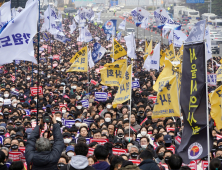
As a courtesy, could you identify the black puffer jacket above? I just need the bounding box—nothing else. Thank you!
[25,124,64,170]
[139,159,160,170]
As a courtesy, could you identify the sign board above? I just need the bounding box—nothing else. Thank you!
[90,139,108,145]
[186,0,204,3]
[30,87,43,96]
[207,74,216,86]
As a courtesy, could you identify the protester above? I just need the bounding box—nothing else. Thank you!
[92,145,110,170]
[168,154,183,170]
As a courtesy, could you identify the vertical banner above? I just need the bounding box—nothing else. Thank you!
[178,43,213,164]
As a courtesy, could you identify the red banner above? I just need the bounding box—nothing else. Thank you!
[112,148,127,155]
[129,159,141,165]
[148,96,157,103]
[90,139,108,145]
[88,147,95,156]
[182,161,197,170]
[53,55,60,60]
[9,151,23,162]
[30,87,43,96]
[166,127,175,132]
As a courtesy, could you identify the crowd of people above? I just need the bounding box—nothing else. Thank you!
[0,11,221,170]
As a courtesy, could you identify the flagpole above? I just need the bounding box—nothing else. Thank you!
[176,72,181,123]
[129,59,133,140]
[87,44,90,96]
[205,40,211,167]
[112,28,115,63]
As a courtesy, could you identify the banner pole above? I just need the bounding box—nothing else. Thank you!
[87,44,90,96]
[205,41,210,167]
[129,59,133,140]
[112,28,115,63]
[176,72,181,122]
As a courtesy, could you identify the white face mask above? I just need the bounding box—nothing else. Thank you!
[73,86,77,89]
[124,118,128,121]
[62,110,66,113]
[105,118,111,122]
[76,106,82,110]
[76,96,81,100]
[4,94,9,98]
[106,104,112,109]
[141,145,147,148]
[47,75,50,78]
[141,131,147,136]
[12,103,17,107]
[125,137,132,142]
[64,138,72,144]
[11,88,15,91]
[34,99,37,103]
[0,103,3,107]
[27,77,30,80]
[75,123,81,127]
[67,152,74,157]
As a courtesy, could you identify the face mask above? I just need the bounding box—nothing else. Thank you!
[91,128,96,132]
[165,156,170,164]
[117,133,124,138]
[75,123,81,128]
[0,130,4,135]
[105,118,111,122]
[58,163,65,168]
[158,141,164,145]
[165,143,171,147]
[15,122,22,126]
[141,131,147,136]
[76,106,82,110]
[141,145,147,148]
[4,143,11,148]
[158,152,164,160]
[130,152,138,158]
[34,99,37,103]
[11,88,15,91]
[218,145,222,149]
[64,138,72,144]
[3,112,9,115]
[67,152,74,157]
[125,137,132,142]
[147,116,152,120]
[62,110,66,113]
[4,94,9,98]
[27,77,30,80]
[71,86,76,89]
[114,145,122,149]
[218,156,222,161]
[11,144,18,150]
[106,104,112,109]
[0,103,3,107]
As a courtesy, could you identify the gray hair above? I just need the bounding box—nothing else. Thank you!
[1,147,9,154]
[35,137,51,152]
[129,145,139,152]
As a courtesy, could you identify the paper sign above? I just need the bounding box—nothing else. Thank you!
[166,127,175,132]
[148,96,157,103]
[182,161,197,170]
[175,136,181,145]
[112,148,127,155]
[81,100,89,108]
[129,159,141,165]
[64,120,75,128]
[95,92,108,102]
[9,151,23,162]
[83,119,94,127]
[4,99,11,105]
[132,81,140,88]
[30,87,43,96]
[88,147,95,156]
[207,74,216,86]
[53,55,60,60]
[90,79,98,85]
[90,139,108,145]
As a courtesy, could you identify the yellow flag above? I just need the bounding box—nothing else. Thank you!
[100,59,127,86]
[153,60,182,92]
[110,40,127,60]
[152,75,180,119]
[112,65,132,108]
[66,49,88,72]
[165,44,175,61]
[70,46,87,63]
[210,85,222,130]
[160,50,166,67]
[216,65,222,81]
[143,40,153,60]
[177,45,184,61]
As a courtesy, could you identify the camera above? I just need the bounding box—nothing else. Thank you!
[43,113,52,123]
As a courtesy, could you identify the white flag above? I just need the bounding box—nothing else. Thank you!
[0,1,11,29]
[97,46,106,61]
[88,50,94,68]
[131,7,150,24]
[74,15,80,23]
[11,8,18,19]
[205,26,212,60]
[124,34,137,59]
[69,20,76,34]
[162,28,171,38]
[84,8,94,21]
[54,34,70,43]
[173,30,187,47]
[0,0,38,65]
[141,17,149,29]
[118,18,126,30]
[25,0,34,8]
[77,26,92,42]
[96,12,101,22]
[143,43,160,71]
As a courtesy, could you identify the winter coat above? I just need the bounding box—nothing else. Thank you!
[131,122,141,132]
[139,159,160,170]
[0,164,8,170]
[25,124,64,170]
[92,161,110,170]
[119,164,141,170]
[60,155,96,170]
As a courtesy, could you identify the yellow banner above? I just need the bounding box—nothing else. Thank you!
[165,44,175,61]
[110,40,127,60]
[113,65,132,108]
[66,49,88,72]
[210,85,222,130]
[152,75,180,119]
[153,60,182,92]
[143,40,153,60]
[177,45,184,61]
[216,65,222,81]
[70,46,87,63]
[100,59,127,86]
[160,49,166,67]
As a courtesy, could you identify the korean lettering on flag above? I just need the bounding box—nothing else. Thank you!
[81,100,89,108]
[152,75,180,119]
[77,26,92,42]
[113,65,132,108]
[67,47,88,72]
[0,0,38,65]
[92,42,101,61]
[84,7,94,21]
[165,44,175,61]
[132,81,140,89]
[95,92,108,102]
[154,8,171,26]
[110,39,127,60]
[172,30,187,47]
[207,74,216,86]
[54,34,71,43]
[100,59,127,87]
[70,46,87,63]
[131,7,150,24]
[102,19,117,35]
[118,19,126,30]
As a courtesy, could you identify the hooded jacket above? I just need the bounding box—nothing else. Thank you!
[25,124,64,170]
[92,161,110,170]
[139,159,160,170]
[60,155,96,170]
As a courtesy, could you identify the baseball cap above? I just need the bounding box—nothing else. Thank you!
[66,145,74,153]
[25,128,33,139]
[16,132,23,137]
[114,138,122,144]
[164,135,172,144]
[75,118,82,122]
[63,132,71,138]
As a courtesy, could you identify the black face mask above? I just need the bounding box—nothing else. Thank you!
[11,144,18,150]
[135,93,140,97]
[15,122,22,126]
[10,134,16,138]
[4,143,11,148]
[165,156,170,164]
[117,133,124,138]
[3,112,9,116]
[58,163,65,169]
[114,145,122,149]
[91,128,96,133]
[158,152,164,160]
[0,130,4,135]
[131,152,138,158]
[218,145,222,150]
[147,116,152,120]
[54,108,59,111]
[165,143,171,147]
[158,141,164,146]
[138,111,144,115]
[218,156,222,161]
